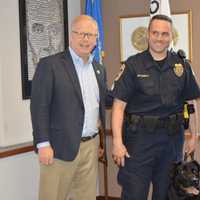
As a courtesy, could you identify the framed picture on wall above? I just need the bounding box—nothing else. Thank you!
[19,0,68,99]
[120,10,192,62]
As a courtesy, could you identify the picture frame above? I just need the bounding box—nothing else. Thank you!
[19,0,68,99]
[120,10,192,62]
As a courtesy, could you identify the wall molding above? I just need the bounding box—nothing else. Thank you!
[0,131,197,158]
[0,142,34,158]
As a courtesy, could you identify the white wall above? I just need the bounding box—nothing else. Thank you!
[68,0,81,33]
[0,56,4,144]
[0,0,31,147]
[0,1,80,200]
[0,0,81,147]
[0,152,39,200]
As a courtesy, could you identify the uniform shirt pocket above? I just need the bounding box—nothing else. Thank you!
[159,71,185,105]
[137,77,156,96]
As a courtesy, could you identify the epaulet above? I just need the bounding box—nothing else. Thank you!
[176,49,190,65]
[177,49,186,60]
[175,49,189,68]
[176,49,196,77]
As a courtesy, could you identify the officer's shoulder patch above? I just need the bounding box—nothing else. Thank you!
[114,63,126,81]
[110,63,126,91]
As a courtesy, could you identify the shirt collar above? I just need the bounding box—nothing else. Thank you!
[69,46,94,65]
[143,49,175,71]
[142,50,155,70]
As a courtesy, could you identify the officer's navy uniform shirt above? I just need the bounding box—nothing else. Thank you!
[113,50,200,118]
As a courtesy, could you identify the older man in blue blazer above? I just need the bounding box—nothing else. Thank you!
[30,15,111,200]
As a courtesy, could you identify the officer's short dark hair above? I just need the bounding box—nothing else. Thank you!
[148,14,173,30]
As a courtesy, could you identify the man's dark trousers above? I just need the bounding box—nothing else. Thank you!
[118,127,184,200]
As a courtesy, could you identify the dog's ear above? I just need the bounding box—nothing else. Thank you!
[191,160,200,173]
[169,161,182,178]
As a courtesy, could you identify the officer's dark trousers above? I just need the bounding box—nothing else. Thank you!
[118,126,184,200]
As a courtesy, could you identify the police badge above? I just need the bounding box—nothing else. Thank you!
[174,63,184,77]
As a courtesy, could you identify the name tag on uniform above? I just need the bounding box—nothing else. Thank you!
[137,74,150,78]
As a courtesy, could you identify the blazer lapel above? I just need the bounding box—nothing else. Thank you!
[61,50,83,104]
[93,61,104,100]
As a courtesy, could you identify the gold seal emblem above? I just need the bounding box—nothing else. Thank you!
[131,27,148,52]
[174,63,184,77]
[172,27,179,46]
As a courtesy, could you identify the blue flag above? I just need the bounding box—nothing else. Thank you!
[85,0,104,64]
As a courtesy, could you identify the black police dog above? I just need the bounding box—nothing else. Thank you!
[168,159,200,200]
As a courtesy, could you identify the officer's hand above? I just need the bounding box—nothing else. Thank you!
[112,141,130,167]
[38,146,54,165]
[98,146,104,158]
[184,134,198,155]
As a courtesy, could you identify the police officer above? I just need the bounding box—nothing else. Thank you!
[111,14,200,200]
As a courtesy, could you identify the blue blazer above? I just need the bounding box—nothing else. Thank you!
[30,49,110,161]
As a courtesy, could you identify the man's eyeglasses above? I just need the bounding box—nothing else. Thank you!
[72,31,98,39]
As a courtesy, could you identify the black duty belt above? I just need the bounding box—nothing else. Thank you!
[126,113,183,131]
[81,133,98,142]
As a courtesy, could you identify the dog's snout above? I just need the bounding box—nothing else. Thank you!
[192,177,199,186]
